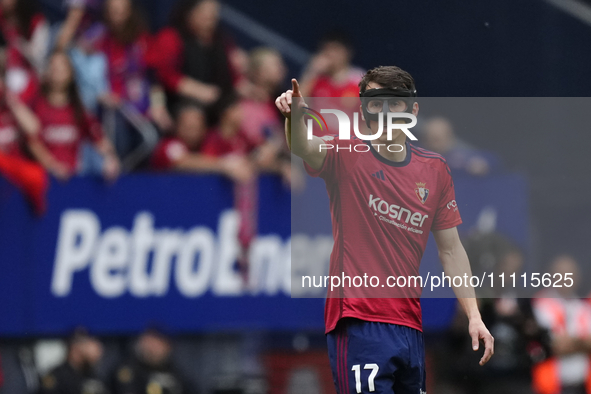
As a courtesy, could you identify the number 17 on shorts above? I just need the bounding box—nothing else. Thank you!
[352,364,379,392]
[327,319,427,394]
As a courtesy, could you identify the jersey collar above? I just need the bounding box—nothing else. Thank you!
[364,140,412,167]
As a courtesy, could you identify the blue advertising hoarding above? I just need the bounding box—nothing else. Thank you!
[0,172,528,336]
[0,175,321,336]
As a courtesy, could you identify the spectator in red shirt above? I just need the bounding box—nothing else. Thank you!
[0,49,48,214]
[0,0,50,104]
[0,91,28,159]
[202,96,290,279]
[202,93,291,181]
[151,101,252,183]
[201,98,255,157]
[300,30,363,98]
[0,63,38,158]
[98,0,151,113]
[147,0,239,124]
[85,0,170,160]
[27,51,120,181]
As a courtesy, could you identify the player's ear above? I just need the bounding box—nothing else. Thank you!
[412,102,419,117]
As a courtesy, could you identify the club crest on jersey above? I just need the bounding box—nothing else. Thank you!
[415,182,429,204]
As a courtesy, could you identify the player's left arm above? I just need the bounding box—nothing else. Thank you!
[433,226,494,366]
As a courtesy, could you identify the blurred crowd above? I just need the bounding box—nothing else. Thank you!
[0,0,296,212]
[1,326,332,394]
[36,328,207,394]
[0,0,503,214]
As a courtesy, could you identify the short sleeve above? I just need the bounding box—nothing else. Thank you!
[303,134,339,179]
[431,163,462,231]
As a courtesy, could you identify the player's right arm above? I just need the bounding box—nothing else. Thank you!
[275,79,327,171]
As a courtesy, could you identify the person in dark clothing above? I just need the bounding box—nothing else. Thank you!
[147,0,238,125]
[435,236,551,394]
[39,329,109,394]
[111,329,194,394]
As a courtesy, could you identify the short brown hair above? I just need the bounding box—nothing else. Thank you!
[358,65,416,94]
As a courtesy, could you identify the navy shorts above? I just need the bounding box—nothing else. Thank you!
[327,318,426,394]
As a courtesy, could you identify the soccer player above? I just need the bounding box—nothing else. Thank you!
[275,66,494,393]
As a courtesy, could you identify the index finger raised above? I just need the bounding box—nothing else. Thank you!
[291,78,302,97]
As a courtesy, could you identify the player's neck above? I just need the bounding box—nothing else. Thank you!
[371,136,408,163]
